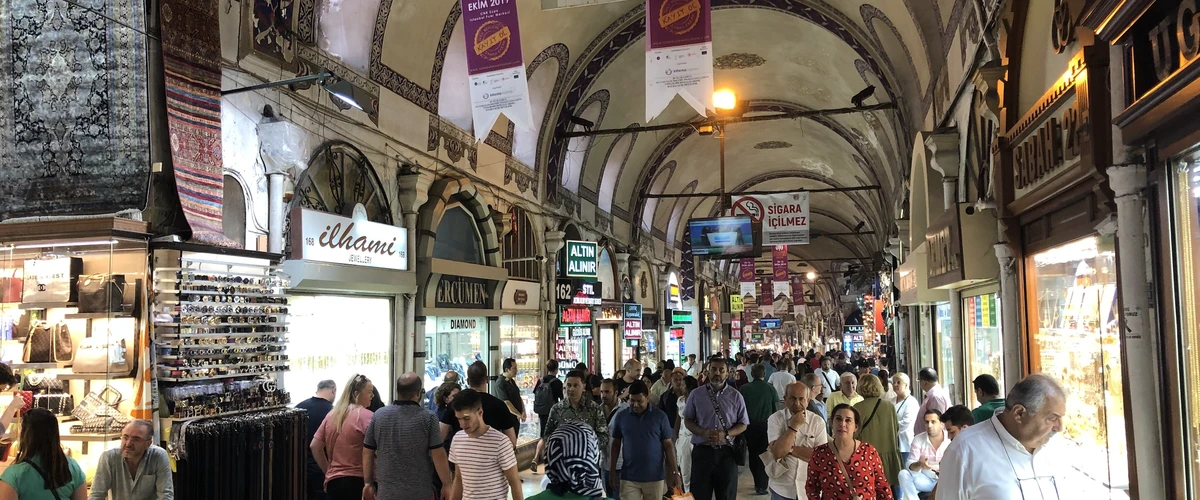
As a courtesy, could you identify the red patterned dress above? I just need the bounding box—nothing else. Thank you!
[805,440,894,500]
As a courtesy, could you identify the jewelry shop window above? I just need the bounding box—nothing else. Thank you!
[964,292,1003,403]
[287,294,393,402]
[1168,151,1200,495]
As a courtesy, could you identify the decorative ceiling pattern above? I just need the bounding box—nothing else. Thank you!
[270,0,984,271]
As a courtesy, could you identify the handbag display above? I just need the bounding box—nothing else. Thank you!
[77,274,127,313]
[71,386,124,422]
[0,268,21,303]
[22,257,82,303]
[33,394,75,416]
[73,337,131,375]
[21,322,55,363]
[23,373,65,394]
[53,322,73,363]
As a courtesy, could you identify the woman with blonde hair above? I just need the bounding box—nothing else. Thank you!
[311,374,376,499]
[853,374,902,498]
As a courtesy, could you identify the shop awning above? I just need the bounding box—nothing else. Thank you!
[283,259,418,295]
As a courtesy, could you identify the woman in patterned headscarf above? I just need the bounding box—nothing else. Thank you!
[528,421,609,500]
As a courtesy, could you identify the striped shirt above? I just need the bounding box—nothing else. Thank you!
[448,427,516,500]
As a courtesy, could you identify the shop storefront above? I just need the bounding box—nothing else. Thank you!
[554,276,601,375]
[420,272,505,390]
[897,242,945,378]
[995,4,1126,493]
[1103,1,1200,494]
[596,303,623,377]
[283,205,415,403]
[962,289,1002,405]
[499,280,541,413]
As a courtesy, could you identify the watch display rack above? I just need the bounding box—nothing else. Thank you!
[151,249,291,420]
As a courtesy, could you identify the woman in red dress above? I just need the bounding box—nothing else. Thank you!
[805,404,894,500]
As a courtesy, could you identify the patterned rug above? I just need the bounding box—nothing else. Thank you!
[161,0,236,246]
[0,0,150,220]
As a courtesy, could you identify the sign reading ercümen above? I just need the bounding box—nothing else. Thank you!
[460,0,534,141]
[290,205,408,271]
[564,240,599,278]
[434,275,494,309]
[645,0,713,122]
[730,192,810,245]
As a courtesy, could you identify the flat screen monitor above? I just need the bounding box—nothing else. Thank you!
[687,216,757,258]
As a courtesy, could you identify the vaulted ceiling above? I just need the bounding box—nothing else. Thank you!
[324,0,985,279]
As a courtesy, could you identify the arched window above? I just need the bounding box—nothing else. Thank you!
[503,207,541,280]
[665,180,698,246]
[433,206,483,264]
[641,161,676,231]
[222,175,247,248]
[514,46,566,166]
[561,91,608,193]
[598,248,616,300]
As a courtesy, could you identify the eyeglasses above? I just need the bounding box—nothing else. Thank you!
[993,423,1061,500]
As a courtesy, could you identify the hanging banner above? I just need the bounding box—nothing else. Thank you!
[739,257,756,305]
[759,276,773,306]
[730,192,811,245]
[771,245,790,302]
[461,0,534,141]
[791,274,806,316]
[645,0,714,122]
[681,225,695,300]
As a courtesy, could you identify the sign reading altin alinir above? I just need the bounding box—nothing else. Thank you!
[565,240,598,278]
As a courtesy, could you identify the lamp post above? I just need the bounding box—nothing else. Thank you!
[713,89,738,214]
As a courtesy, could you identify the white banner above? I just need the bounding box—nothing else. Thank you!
[739,282,756,303]
[645,43,713,122]
[773,280,791,302]
[468,68,534,141]
[730,192,811,245]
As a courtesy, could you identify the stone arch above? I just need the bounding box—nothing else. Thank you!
[560,90,610,194]
[664,180,699,246]
[436,15,472,131]
[517,44,569,166]
[640,160,677,232]
[416,177,502,268]
[596,126,639,212]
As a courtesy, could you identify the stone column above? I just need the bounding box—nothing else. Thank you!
[543,230,566,355]
[993,243,1021,390]
[1106,165,1166,500]
[398,171,430,374]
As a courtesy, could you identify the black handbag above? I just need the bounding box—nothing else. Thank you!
[33,394,75,415]
[22,322,54,363]
[77,274,127,313]
[23,373,64,394]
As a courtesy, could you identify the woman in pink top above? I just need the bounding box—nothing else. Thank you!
[311,374,376,499]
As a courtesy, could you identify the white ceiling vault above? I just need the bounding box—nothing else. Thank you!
[309,0,988,272]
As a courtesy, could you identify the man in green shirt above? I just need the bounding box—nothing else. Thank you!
[739,363,779,495]
[970,374,1005,424]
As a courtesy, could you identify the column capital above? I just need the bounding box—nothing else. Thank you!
[924,131,960,178]
[993,242,1014,260]
[1107,165,1148,197]
[544,230,567,255]
[397,171,433,216]
[1095,214,1118,237]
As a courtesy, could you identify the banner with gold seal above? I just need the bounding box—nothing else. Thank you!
[645,0,713,122]
[461,0,534,141]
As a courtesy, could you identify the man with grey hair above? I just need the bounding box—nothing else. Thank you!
[364,373,452,500]
[935,373,1071,499]
[798,373,827,421]
[298,380,336,499]
[88,420,174,499]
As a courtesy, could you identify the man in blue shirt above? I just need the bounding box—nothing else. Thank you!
[610,381,680,500]
[296,380,335,500]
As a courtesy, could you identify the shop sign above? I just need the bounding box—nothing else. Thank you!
[926,208,964,288]
[731,318,741,339]
[729,192,810,244]
[434,275,494,309]
[624,319,642,339]
[555,278,602,306]
[289,206,408,271]
[1009,60,1089,200]
[567,326,592,339]
[1122,0,1200,102]
[670,327,685,339]
[437,317,487,332]
[844,324,865,336]
[751,331,764,342]
[624,303,642,320]
[559,305,592,326]
[598,305,623,322]
[669,309,693,325]
[759,317,782,329]
[501,280,540,310]
[564,241,599,278]
[729,294,744,312]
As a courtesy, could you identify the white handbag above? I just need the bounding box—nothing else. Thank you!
[73,337,132,375]
[22,257,82,303]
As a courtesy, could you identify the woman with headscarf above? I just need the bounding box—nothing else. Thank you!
[528,421,610,500]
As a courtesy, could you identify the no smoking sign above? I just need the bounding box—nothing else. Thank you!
[731,196,764,222]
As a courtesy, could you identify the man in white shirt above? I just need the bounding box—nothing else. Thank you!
[915,367,952,435]
[898,409,950,500]
[935,374,1070,500]
[813,357,838,401]
[767,359,796,403]
[685,354,702,377]
[765,382,827,500]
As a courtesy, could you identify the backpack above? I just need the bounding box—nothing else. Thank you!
[533,375,558,415]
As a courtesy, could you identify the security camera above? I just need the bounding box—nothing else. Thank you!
[535,255,546,262]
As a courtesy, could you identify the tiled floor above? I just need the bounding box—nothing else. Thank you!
[517,465,760,498]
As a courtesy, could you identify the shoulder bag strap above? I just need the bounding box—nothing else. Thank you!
[830,441,859,497]
[704,385,732,435]
[25,460,64,500]
[860,399,883,430]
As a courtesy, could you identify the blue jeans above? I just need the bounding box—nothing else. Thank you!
[769,489,797,500]
[898,469,937,500]
[602,468,622,500]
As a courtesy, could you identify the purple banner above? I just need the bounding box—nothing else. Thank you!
[739,258,755,283]
[771,245,788,282]
[646,0,712,49]
[760,277,773,306]
[461,0,525,75]
[791,275,805,305]
[681,225,695,300]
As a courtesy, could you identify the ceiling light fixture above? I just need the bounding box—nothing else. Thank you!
[222,70,370,112]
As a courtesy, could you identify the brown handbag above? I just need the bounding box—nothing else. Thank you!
[0,268,21,303]
[831,440,864,500]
